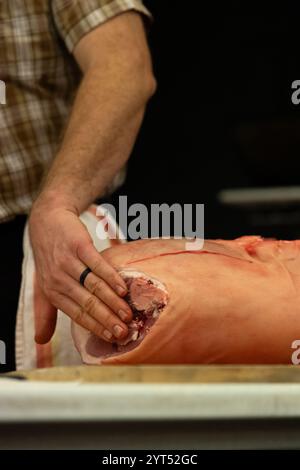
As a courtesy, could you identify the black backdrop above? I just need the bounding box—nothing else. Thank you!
[111,1,300,240]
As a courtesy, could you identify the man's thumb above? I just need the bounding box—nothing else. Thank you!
[34,276,57,344]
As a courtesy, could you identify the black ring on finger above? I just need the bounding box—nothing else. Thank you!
[79,267,92,287]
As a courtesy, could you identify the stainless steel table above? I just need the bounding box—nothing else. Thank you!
[1,365,300,449]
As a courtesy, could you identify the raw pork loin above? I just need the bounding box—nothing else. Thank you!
[72,236,300,364]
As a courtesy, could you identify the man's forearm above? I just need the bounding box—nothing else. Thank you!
[37,44,156,213]
[28,13,156,345]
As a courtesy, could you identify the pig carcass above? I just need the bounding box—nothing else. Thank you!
[72,236,300,364]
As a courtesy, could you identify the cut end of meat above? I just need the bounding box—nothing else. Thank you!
[116,269,169,351]
[72,269,169,364]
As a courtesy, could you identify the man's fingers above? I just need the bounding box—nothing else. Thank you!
[34,277,57,344]
[85,272,132,322]
[52,292,121,342]
[64,257,132,322]
[64,277,129,339]
[77,242,128,296]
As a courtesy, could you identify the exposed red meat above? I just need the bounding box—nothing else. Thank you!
[126,276,167,314]
[72,236,300,364]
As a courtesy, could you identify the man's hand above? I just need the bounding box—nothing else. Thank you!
[29,200,132,344]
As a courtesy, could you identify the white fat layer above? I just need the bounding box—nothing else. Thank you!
[117,325,139,346]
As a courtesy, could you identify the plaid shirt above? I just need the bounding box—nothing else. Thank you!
[0,0,150,222]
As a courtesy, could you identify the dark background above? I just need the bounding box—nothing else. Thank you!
[112,1,300,240]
